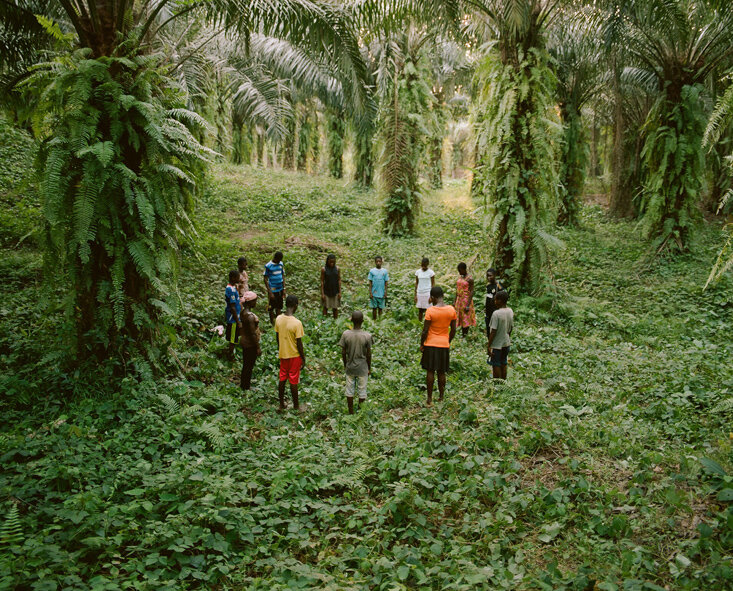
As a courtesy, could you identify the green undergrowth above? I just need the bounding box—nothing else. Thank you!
[0,157,731,590]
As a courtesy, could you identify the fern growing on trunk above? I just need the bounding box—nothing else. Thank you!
[326,108,345,179]
[557,103,587,225]
[377,40,434,236]
[27,49,211,356]
[472,48,560,292]
[638,85,705,252]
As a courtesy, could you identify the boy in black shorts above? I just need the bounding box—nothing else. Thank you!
[487,290,513,380]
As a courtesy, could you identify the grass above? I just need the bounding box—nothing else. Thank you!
[0,150,731,590]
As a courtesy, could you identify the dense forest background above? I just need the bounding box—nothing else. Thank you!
[0,1,732,589]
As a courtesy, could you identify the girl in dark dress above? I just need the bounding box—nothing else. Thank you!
[320,254,341,318]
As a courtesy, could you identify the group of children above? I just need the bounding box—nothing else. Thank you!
[223,252,513,412]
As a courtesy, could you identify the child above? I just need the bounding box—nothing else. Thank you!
[339,311,373,414]
[484,268,503,337]
[264,251,285,325]
[487,290,513,380]
[275,295,306,411]
[420,286,457,406]
[414,257,436,321]
[239,291,261,391]
[238,256,250,292]
[225,269,242,359]
[455,262,476,337]
[320,254,341,319]
[368,256,389,320]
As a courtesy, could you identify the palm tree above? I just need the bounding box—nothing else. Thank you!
[2,0,369,356]
[548,14,603,225]
[470,0,564,292]
[373,28,437,235]
[703,83,733,286]
[601,0,733,251]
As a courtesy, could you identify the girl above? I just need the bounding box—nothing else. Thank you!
[420,286,457,406]
[454,262,476,337]
[320,254,341,318]
[414,257,435,321]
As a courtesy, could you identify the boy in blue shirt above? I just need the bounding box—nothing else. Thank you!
[368,256,389,320]
[264,251,286,325]
[225,269,242,359]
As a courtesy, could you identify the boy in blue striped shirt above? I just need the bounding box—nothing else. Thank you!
[264,251,286,324]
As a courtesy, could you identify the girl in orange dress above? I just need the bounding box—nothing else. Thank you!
[454,262,476,337]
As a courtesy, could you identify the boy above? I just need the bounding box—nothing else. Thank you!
[414,257,436,321]
[239,291,261,391]
[368,256,389,320]
[487,290,513,380]
[264,251,286,324]
[484,268,503,336]
[275,295,306,411]
[339,311,373,414]
[225,269,243,359]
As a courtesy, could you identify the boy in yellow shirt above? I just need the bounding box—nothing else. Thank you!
[274,295,306,411]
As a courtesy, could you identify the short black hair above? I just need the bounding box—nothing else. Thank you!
[457,262,467,273]
[326,253,336,265]
[374,255,383,261]
[286,294,298,308]
[495,290,509,304]
[487,267,496,275]
[421,257,429,266]
[228,269,240,283]
[351,310,364,325]
[430,286,443,299]
[274,251,283,261]
[237,256,247,266]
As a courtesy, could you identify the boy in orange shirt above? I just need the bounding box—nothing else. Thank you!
[420,286,457,406]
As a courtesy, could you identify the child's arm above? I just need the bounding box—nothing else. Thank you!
[281,267,286,295]
[466,277,475,310]
[420,319,431,350]
[487,328,496,352]
[337,268,341,298]
[296,337,306,368]
[449,319,457,343]
[320,268,325,300]
[414,276,419,302]
[369,279,373,298]
[229,301,242,328]
[431,275,435,288]
[366,342,372,374]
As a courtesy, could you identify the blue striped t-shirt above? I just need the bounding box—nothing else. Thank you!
[264,261,285,292]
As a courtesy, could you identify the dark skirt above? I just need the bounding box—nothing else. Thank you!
[421,346,450,372]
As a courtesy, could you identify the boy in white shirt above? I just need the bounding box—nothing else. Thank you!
[414,257,436,321]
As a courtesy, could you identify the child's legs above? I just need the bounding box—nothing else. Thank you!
[332,307,338,319]
[426,370,435,404]
[418,308,425,321]
[437,371,446,400]
[492,366,502,379]
[357,375,368,401]
[461,326,469,337]
[278,379,287,408]
[501,364,508,380]
[289,383,299,410]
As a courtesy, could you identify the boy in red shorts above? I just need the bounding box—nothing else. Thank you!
[275,295,306,411]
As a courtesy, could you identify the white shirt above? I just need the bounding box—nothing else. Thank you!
[415,268,435,294]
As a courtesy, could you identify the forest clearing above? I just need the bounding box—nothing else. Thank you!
[1,1,733,589]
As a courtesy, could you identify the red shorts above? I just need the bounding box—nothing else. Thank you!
[279,357,302,385]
